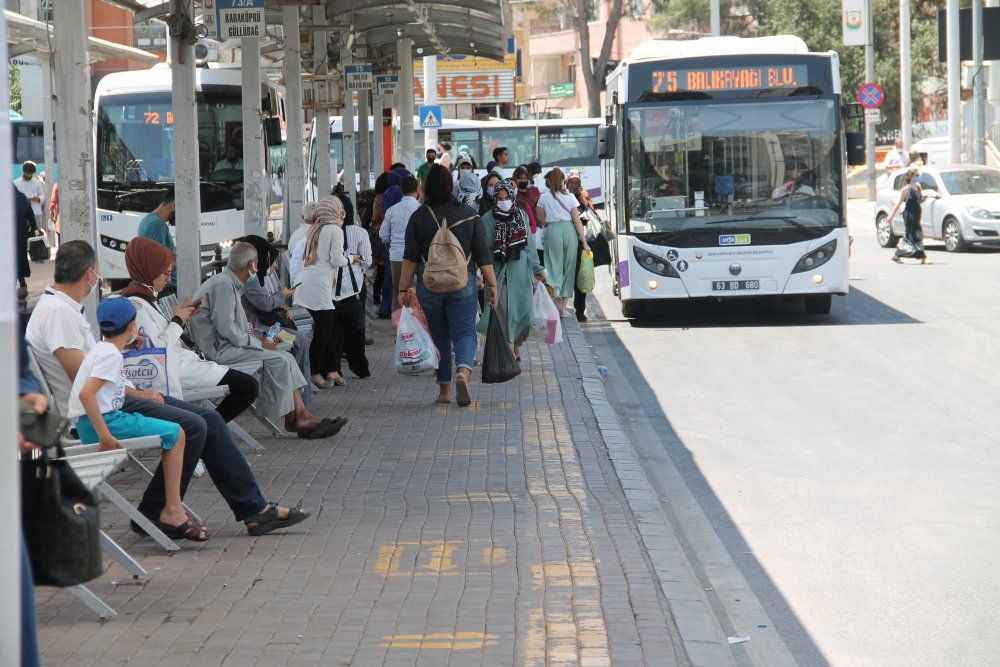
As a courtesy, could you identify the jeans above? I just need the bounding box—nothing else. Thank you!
[21,538,39,667]
[127,396,267,522]
[416,269,479,384]
[379,256,394,317]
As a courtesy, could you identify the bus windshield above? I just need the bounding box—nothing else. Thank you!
[97,91,246,194]
[625,99,841,235]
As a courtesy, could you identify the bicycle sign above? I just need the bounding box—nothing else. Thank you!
[856,82,884,109]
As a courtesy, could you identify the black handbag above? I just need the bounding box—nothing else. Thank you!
[588,232,612,267]
[21,440,103,587]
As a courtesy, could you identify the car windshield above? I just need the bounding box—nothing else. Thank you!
[940,170,1000,195]
[625,99,842,234]
[97,91,245,189]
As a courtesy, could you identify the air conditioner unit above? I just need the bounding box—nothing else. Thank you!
[195,38,222,63]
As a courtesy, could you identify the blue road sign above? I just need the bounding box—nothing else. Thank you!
[419,105,443,129]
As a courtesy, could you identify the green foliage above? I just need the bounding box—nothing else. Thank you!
[10,63,22,114]
[650,0,944,133]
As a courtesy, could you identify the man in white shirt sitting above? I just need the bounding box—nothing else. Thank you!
[26,241,310,537]
[379,176,421,312]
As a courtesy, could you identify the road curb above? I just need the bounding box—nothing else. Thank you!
[562,317,738,667]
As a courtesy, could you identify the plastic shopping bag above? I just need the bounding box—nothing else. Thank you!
[392,295,429,331]
[395,306,439,375]
[482,308,521,384]
[122,334,171,396]
[576,249,595,293]
[531,284,563,345]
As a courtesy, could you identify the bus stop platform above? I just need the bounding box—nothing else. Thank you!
[32,310,726,667]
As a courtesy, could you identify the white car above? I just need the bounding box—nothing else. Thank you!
[874,164,1000,252]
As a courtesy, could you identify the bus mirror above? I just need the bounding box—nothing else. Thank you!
[598,126,615,159]
[263,118,283,147]
[845,131,865,166]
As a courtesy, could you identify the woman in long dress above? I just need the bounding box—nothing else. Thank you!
[536,168,591,316]
[477,179,546,360]
[887,167,928,264]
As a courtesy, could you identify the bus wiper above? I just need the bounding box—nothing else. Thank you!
[705,215,809,232]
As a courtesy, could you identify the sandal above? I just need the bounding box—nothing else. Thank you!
[131,509,203,538]
[455,369,472,407]
[154,518,209,542]
[297,419,345,439]
[245,502,311,537]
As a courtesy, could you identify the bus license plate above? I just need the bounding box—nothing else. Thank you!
[712,280,760,291]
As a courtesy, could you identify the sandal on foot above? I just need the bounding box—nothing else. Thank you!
[245,503,311,537]
[154,518,209,542]
[455,371,472,407]
[297,419,344,439]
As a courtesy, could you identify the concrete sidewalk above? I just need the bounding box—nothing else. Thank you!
[34,310,719,666]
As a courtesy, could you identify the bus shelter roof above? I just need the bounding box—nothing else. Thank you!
[5,9,160,63]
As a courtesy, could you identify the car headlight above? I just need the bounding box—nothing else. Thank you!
[632,245,679,278]
[967,207,993,220]
[792,239,837,274]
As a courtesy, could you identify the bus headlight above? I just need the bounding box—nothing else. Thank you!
[792,239,837,274]
[632,246,679,278]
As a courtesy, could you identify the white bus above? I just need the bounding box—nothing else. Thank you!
[602,36,864,317]
[306,116,604,203]
[94,64,286,284]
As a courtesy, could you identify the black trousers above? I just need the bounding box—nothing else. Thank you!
[214,369,259,423]
[332,294,370,377]
[308,308,337,376]
[574,241,587,317]
[373,262,386,305]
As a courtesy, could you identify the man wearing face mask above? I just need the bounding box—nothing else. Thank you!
[188,242,344,439]
[138,191,178,288]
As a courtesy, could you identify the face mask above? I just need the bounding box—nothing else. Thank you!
[486,186,496,197]
[517,180,529,190]
[497,199,514,212]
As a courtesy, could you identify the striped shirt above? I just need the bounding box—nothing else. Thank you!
[334,224,372,301]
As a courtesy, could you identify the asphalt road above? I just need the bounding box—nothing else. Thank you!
[581,200,1000,667]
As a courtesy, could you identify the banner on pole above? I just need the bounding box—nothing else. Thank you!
[842,0,870,47]
[345,64,374,90]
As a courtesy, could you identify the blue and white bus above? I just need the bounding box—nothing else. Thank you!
[602,36,863,317]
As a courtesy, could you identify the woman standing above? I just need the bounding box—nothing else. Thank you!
[887,167,928,264]
[536,168,590,316]
[294,196,350,389]
[513,166,542,264]
[121,237,259,422]
[455,157,482,209]
[480,172,501,216]
[477,179,546,359]
[398,165,498,407]
[329,192,372,383]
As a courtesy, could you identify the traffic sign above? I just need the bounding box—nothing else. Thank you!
[375,74,399,96]
[864,108,882,124]
[216,0,265,41]
[345,64,374,90]
[856,82,885,109]
[419,105,442,129]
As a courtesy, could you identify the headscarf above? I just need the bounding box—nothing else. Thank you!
[383,167,412,211]
[492,179,528,263]
[238,234,279,286]
[121,236,175,300]
[458,169,482,209]
[304,196,345,266]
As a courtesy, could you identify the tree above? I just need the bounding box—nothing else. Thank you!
[9,62,21,114]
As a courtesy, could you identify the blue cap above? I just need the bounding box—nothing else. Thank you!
[97,298,137,333]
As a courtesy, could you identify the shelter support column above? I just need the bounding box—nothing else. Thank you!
[283,6,306,241]
[314,5,332,198]
[397,38,415,171]
[341,39,357,207]
[241,37,267,237]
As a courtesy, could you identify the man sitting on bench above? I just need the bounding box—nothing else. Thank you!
[26,241,310,537]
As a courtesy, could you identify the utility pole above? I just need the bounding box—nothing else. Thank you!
[710,0,721,36]
[900,0,912,151]
[972,0,986,163]
[865,0,876,200]
[947,0,962,163]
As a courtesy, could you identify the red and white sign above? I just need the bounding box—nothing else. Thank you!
[414,70,515,105]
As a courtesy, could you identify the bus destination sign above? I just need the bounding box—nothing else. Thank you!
[651,65,809,93]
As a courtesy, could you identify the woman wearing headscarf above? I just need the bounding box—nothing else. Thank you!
[239,234,314,402]
[330,191,373,383]
[121,237,259,422]
[513,165,543,265]
[476,179,546,360]
[479,172,502,216]
[455,158,482,209]
[294,196,350,389]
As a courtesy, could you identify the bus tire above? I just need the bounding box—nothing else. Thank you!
[804,294,832,315]
[875,212,897,248]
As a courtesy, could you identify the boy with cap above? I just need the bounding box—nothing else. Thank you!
[67,298,206,542]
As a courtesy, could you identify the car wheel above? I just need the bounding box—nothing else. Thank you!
[875,212,897,248]
[943,217,966,252]
[804,294,832,315]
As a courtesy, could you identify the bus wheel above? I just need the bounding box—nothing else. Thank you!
[804,294,832,315]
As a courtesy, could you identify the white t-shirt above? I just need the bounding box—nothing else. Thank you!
[287,224,310,285]
[67,342,132,420]
[25,288,97,416]
[538,190,580,223]
[14,176,44,218]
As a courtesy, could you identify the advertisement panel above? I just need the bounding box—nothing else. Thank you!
[413,49,516,105]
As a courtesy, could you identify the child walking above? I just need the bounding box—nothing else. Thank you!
[67,298,207,542]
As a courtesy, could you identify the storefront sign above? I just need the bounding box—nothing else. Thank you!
[549,82,575,98]
[414,71,515,104]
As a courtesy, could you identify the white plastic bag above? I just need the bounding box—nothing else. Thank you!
[531,284,563,345]
[395,306,440,374]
